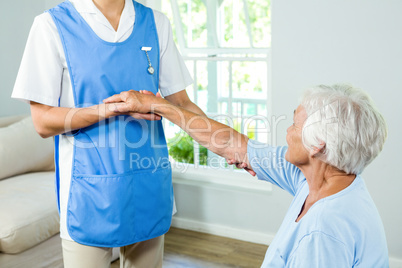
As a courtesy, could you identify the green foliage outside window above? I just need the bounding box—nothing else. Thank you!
[168,132,208,165]
[162,0,271,48]
[168,123,256,165]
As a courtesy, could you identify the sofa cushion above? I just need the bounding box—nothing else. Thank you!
[0,115,27,128]
[0,172,59,254]
[0,116,54,181]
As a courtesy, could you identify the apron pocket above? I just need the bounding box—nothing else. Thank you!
[66,167,173,247]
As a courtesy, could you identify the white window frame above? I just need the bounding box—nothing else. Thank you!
[163,0,272,191]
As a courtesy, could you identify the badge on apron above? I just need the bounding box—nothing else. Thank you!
[141,47,154,75]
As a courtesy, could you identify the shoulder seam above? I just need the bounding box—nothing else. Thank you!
[288,230,349,261]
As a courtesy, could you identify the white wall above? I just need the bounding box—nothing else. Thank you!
[0,0,63,117]
[270,0,402,262]
[173,0,402,265]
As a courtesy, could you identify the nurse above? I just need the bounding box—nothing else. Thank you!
[12,0,205,267]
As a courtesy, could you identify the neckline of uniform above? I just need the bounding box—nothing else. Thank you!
[65,0,139,46]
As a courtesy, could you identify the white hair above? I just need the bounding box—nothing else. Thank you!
[300,84,387,174]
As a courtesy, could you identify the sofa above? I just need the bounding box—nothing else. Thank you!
[0,115,62,268]
[0,115,118,267]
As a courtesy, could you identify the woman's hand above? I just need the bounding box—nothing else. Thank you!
[103,90,165,120]
[105,90,249,165]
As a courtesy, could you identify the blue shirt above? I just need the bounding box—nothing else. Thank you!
[247,140,388,267]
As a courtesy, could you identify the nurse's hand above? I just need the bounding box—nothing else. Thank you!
[130,112,161,121]
[103,90,165,120]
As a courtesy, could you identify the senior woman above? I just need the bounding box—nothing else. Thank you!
[104,84,388,267]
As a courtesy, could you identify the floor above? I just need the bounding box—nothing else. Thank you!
[112,228,268,268]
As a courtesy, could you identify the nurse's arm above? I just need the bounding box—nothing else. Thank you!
[104,91,253,173]
[30,101,161,139]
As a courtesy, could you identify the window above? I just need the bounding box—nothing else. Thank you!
[162,0,272,180]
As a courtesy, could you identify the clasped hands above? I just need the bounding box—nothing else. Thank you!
[103,90,256,176]
[104,89,164,121]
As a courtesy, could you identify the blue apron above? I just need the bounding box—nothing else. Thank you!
[48,0,173,247]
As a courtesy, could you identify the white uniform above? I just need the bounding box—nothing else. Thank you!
[12,0,192,242]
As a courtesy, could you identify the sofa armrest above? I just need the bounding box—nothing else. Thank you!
[0,115,29,128]
[0,116,54,181]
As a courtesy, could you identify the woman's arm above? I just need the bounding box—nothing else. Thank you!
[30,101,161,138]
[164,89,207,116]
[104,90,252,171]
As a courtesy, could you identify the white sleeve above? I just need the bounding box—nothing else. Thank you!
[11,13,63,107]
[153,11,193,97]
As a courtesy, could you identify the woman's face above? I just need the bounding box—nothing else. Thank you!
[285,105,310,166]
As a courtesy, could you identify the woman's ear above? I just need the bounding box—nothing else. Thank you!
[310,142,326,157]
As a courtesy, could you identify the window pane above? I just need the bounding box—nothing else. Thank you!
[232,61,267,99]
[258,104,267,115]
[247,0,271,47]
[167,128,209,166]
[219,102,228,115]
[244,103,257,116]
[196,61,208,111]
[167,130,194,164]
[220,0,250,47]
[244,117,256,139]
[177,0,208,47]
[231,102,242,117]
[220,0,271,48]
[161,0,179,45]
[218,61,230,98]
[163,0,270,49]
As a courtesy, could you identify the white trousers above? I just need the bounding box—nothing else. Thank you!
[62,235,164,268]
